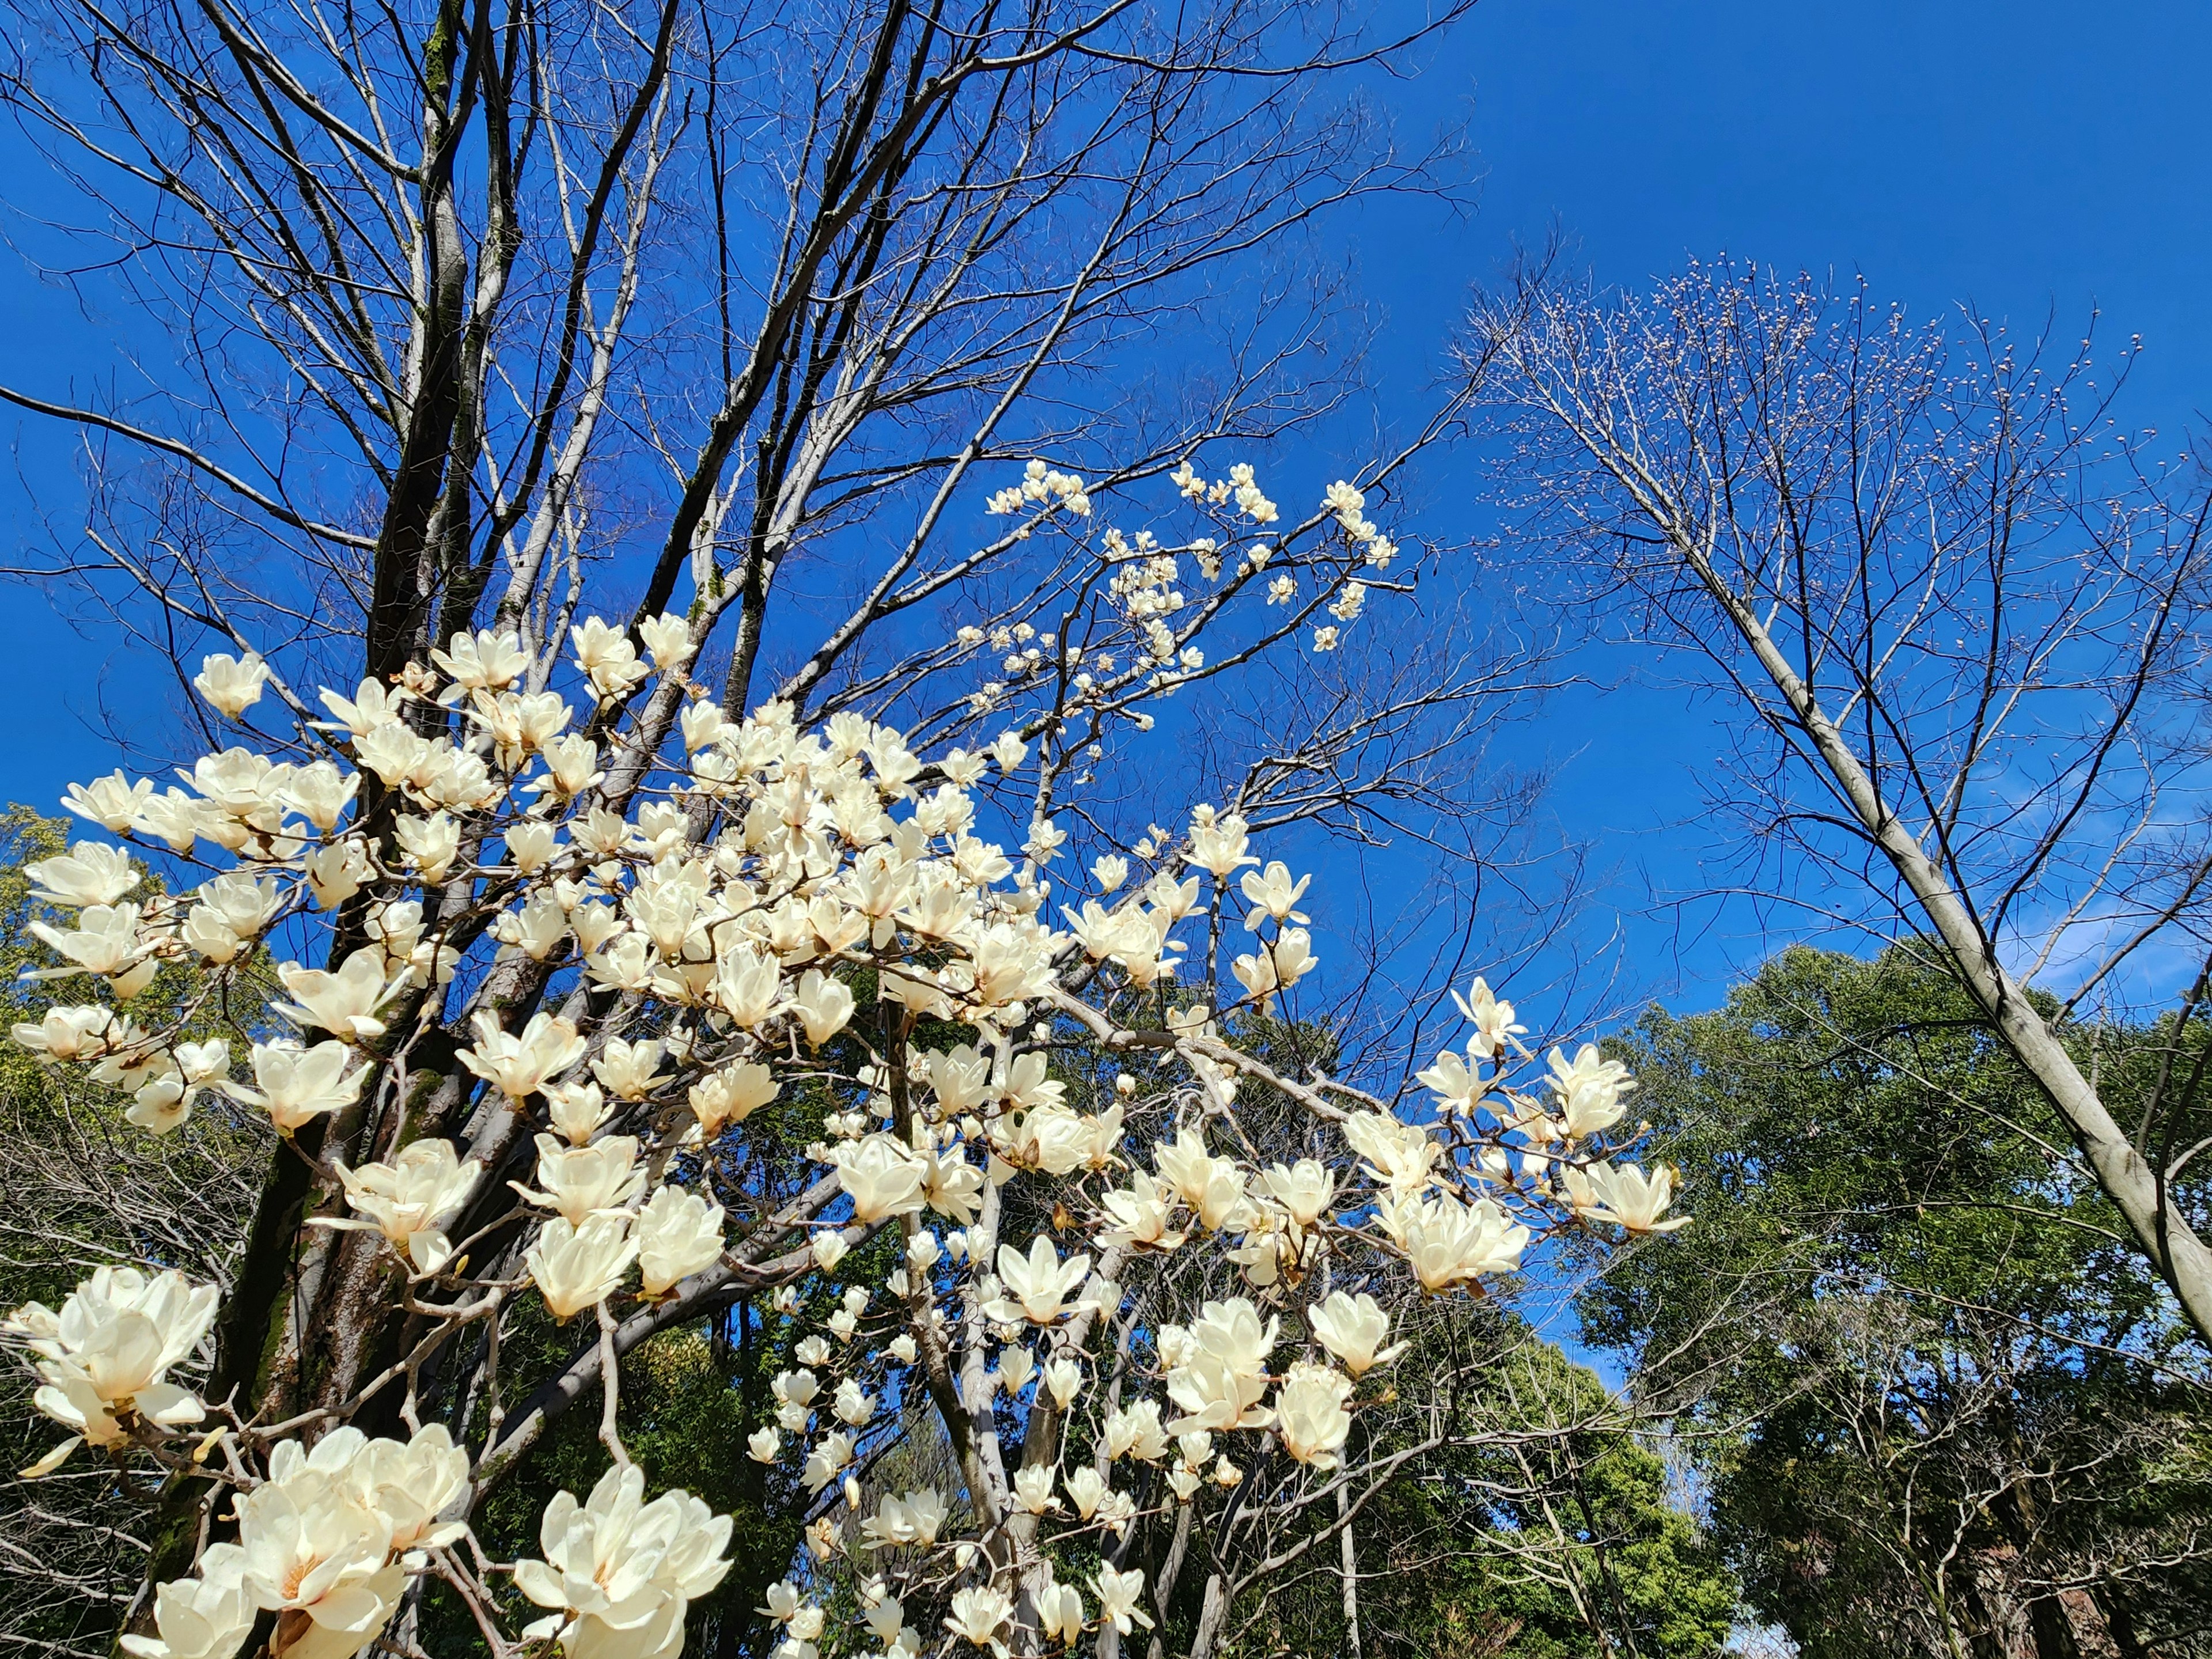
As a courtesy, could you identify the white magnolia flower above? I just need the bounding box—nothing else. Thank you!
[1382,1192,1529,1291]
[227,1039,366,1132]
[515,1465,732,1658]
[689,1061,779,1137]
[193,652,269,718]
[1036,1580,1085,1646]
[831,1134,927,1222]
[1161,1297,1277,1433]
[1094,1566,1154,1635]
[515,1134,645,1224]
[1340,1111,1443,1195]
[1012,1464,1059,1514]
[1260,1158,1335,1226]
[635,1185,725,1296]
[1274,1362,1354,1468]
[460,1011,589,1100]
[860,1488,946,1550]
[1546,1043,1635,1139]
[7,1267,217,1466]
[316,1139,481,1272]
[944,1586,1013,1653]
[1306,1291,1407,1377]
[119,1544,253,1659]
[26,842,139,908]
[1581,1161,1691,1234]
[234,1467,401,1658]
[982,1236,1090,1325]
[527,1213,638,1319]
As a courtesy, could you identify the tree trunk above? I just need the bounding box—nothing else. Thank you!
[1338,1484,1362,1659]
[1678,532,2212,1344]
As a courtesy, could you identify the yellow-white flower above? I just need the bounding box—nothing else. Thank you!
[275,948,403,1042]
[1274,1362,1355,1468]
[26,841,139,907]
[6,1267,217,1465]
[460,1010,589,1100]
[1382,1192,1529,1291]
[1036,1579,1085,1646]
[1546,1044,1635,1140]
[1306,1290,1407,1377]
[514,1465,732,1658]
[1581,1161,1691,1234]
[527,1213,638,1319]
[316,1138,481,1272]
[831,1134,927,1222]
[118,1544,253,1659]
[516,1134,645,1224]
[860,1488,946,1550]
[983,1237,1090,1325]
[688,1060,778,1137]
[635,1185,725,1296]
[1260,1159,1335,1227]
[944,1585,1013,1653]
[1094,1566,1154,1635]
[192,652,268,717]
[1161,1297,1277,1433]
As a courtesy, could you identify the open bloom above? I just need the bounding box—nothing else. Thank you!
[1340,1111,1442,1195]
[944,1586,1013,1654]
[1100,1171,1186,1251]
[7,1266,218,1465]
[515,1134,645,1224]
[193,652,268,717]
[983,1236,1091,1325]
[1153,1129,1245,1229]
[831,1134,927,1222]
[1094,1566,1154,1635]
[234,1464,402,1659]
[1162,1297,1277,1433]
[1105,1399,1171,1461]
[227,1040,366,1132]
[275,949,402,1041]
[861,1488,946,1550]
[316,1138,481,1272]
[1546,1043,1634,1139]
[689,1061,778,1137]
[26,841,138,907]
[1383,1192,1529,1291]
[338,1422,472,1555]
[460,1011,589,1100]
[1581,1161,1691,1234]
[515,1464,732,1659]
[119,1544,254,1659]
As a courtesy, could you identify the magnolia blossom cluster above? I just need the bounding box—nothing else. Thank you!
[961,460,1399,725]
[3,469,1679,1659]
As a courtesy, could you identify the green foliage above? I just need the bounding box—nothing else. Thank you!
[1213,1319,1736,1659]
[1586,945,2212,1658]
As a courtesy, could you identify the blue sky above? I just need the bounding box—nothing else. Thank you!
[1,0,2206,1021]
[1359,0,2212,1013]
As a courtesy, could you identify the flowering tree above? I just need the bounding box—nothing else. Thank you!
[3,453,1688,1659]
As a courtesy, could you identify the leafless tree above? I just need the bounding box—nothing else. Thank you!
[1464,256,2212,1341]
